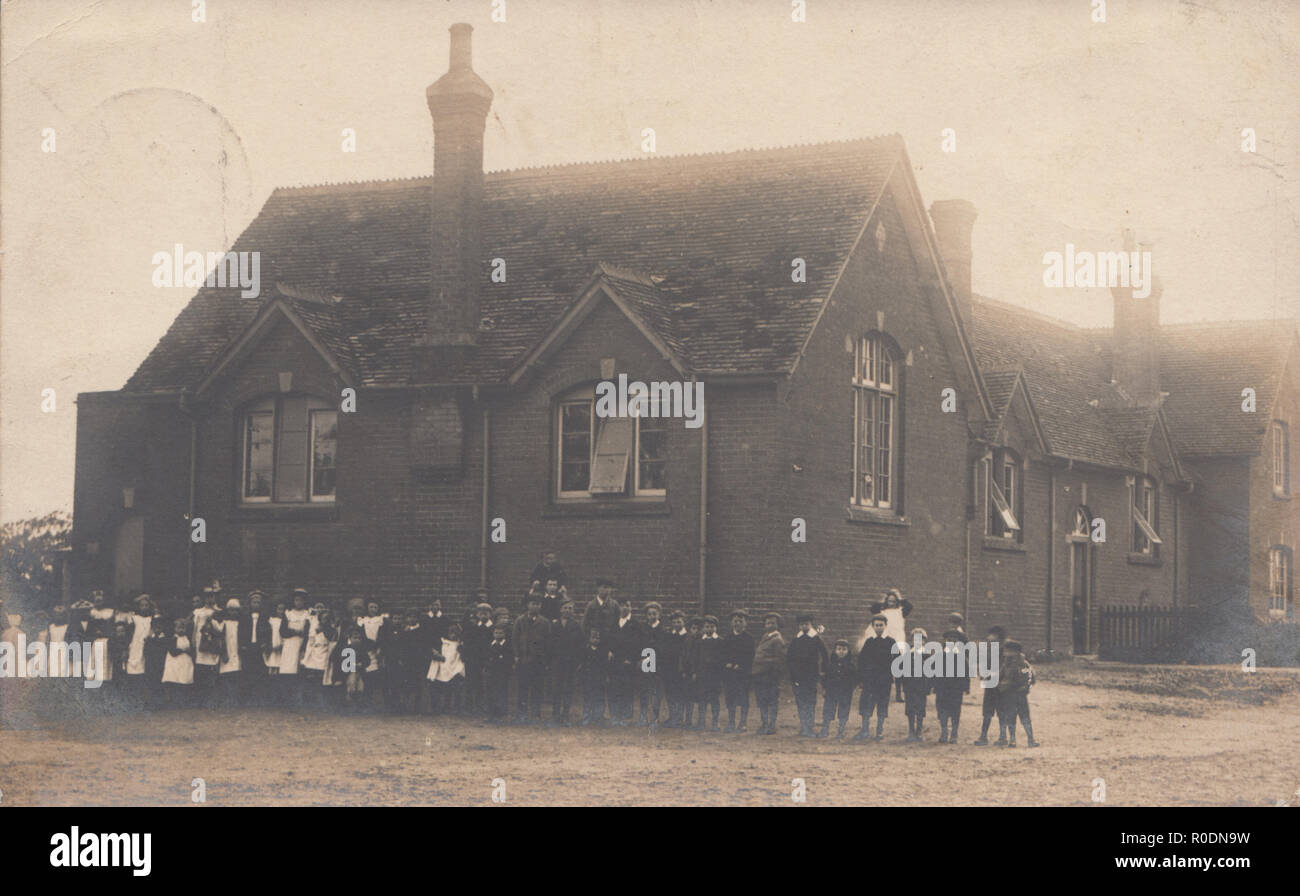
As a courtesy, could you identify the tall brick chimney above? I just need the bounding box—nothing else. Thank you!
[423,23,493,375]
[929,199,978,330]
[1110,229,1162,406]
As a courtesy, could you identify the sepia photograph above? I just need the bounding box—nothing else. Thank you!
[1,0,1297,852]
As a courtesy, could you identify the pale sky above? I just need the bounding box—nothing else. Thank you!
[2,0,1298,522]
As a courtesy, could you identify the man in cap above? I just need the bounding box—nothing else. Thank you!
[582,578,621,645]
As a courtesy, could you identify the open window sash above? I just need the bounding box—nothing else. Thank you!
[1133,504,1162,545]
[589,416,634,494]
[989,475,1020,532]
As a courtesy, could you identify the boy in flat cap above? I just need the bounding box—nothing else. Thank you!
[855,613,896,741]
[819,638,856,739]
[996,640,1039,747]
[551,598,586,724]
[721,609,755,732]
[606,601,642,726]
[787,613,829,737]
[636,601,666,726]
[934,614,970,744]
[659,609,689,727]
[974,625,1007,745]
[461,596,495,715]
[690,615,724,730]
[750,612,787,735]
[582,578,621,646]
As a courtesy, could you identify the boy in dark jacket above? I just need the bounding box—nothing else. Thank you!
[974,625,1008,745]
[551,598,586,724]
[636,601,666,726]
[819,638,856,739]
[606,602,642,726]
[901,628,933,742]
[689,615,724,730]
[750,612,787,735]
[578,628,610,726]
[659,610,689,727]
[934,616,970,743]
[787,613,829,737]
[855,614,896,741]
[461,599,495,716]
[721,609,755,732]
[484,626,513,721]
[996,640,1039,747]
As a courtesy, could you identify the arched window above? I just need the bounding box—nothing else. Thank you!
[555,384,667,499]
[851,333,900,510]
[240,395,337,504]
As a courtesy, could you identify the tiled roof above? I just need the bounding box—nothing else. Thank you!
[1155,320,1296,457]
[124,137,903,391]
[974,296,1298,466]
[981,367,1022,441]
[971,296,1136,468]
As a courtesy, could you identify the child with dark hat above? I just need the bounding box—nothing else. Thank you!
[934,614,970,744]
[659,609,690,727]
[819,638,856,739]
[787,612,829,737]
[750,612,787,735]
[974,625,1007,745]
[721,609,755,732]
[996,640,1039,747]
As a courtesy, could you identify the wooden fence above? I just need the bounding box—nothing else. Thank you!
[1098,605,1206,663]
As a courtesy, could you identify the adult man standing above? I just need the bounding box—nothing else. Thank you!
[512,595,552,722]
[581,578,621,643]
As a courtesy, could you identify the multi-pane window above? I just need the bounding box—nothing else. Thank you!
[1131,476,1161,554]
[851,334,899,509]
[1272,421,1289,495]
[1269,547,1291,618]
[987,449,1022,540]
[240,396,337,504]
[556,388,667,499]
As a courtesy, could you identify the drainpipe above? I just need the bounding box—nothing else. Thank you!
[1046,469,1056,650]
[480,406,490,591]
[180,392,198,592]
[698,385,708,615]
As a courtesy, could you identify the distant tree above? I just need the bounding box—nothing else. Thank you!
[1,511,72,612]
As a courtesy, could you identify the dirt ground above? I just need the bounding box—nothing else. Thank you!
[2,660,1298,806]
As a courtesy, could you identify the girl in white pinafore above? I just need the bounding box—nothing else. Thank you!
[86,591,116,683]
[267,602,285,673]
[161,618,195,706]
[46,606,71,678]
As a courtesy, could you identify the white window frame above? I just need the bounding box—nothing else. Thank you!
[1269,547,1290,617]
[986,449,1021,539]
[308,408,338,503]
[555,389,667,500]
[239,395,336,506]
[241,399,275,504]
[1272,421,1289,495]
[851,334,898,510]
[1131,476,1161,554]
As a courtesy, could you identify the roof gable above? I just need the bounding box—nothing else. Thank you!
[124,137,904,392]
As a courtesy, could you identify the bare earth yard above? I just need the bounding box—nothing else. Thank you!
[2,661,1298,806]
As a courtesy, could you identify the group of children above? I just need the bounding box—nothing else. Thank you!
[0,554,1038,745]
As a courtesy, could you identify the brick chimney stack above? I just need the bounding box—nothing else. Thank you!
[423,23,493,376]
[929,199,978,330]
[1110,229,1162,406]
